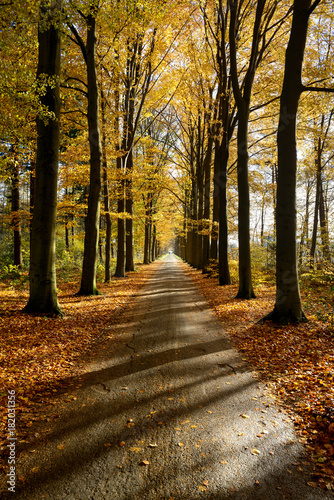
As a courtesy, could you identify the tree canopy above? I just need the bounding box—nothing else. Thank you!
[0,0,334,320]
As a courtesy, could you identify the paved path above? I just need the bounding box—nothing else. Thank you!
[5,256,333,499]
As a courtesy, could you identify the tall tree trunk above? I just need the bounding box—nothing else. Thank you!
[202,135,213,273]
[218,132,231,286]
[78,13,102,295]
[299,180,310,269]
[125,150,135,272]
[11,148,22,268]
[191,172,199,267]
[229,0,266,299]
[310,160,320,266]
[197,160,204,270]
[65,188,70,251]
[210,144,219,261]
[265,0,312,323]
[143,193,152,264]
[115,157,126,277]
[25,0,62,316]
[151,223,157,262]
[101,91,112,283]
[29,158,35,236]
[319,176,330,260]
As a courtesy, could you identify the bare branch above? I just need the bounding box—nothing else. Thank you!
[301,85,334,93]
[308,0,322,16]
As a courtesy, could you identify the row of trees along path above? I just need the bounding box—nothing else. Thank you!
[1,0,334,323]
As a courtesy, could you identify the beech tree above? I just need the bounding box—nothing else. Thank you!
[229,0,282,299]
[266,0,334,323]
[68,5,102,295]
[25,0,63,316]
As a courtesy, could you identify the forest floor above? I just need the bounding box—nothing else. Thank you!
[185,263,334,493]
[0,261,158,475]
[1,256,334,494]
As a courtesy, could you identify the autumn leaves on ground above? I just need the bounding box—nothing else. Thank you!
[1,258,334,492]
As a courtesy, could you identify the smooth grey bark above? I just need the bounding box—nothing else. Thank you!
[77,12,102,295]
[265,0,316,323]
[25,0,62,316]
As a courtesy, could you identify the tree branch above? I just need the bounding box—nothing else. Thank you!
[308,0,322,16]
[301,85,334,93]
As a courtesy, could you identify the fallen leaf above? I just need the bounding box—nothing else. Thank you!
[307,482,318,488]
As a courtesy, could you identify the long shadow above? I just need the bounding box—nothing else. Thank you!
[14,347,245,452]
[2,258,326,499]
[8,375,258,499]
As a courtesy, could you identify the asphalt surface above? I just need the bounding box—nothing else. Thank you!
[3,255,334,499]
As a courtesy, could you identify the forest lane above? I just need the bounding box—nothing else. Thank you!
[7,255,333,499]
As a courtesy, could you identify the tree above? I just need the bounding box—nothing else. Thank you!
[229,0,277,299]
[69,5,103,295]
[265,0,334,323]
[25,0,63,316]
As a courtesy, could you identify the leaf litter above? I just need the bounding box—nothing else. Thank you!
[184,262,334,491]
[0,262,157,475]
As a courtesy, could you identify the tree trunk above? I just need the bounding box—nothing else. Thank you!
[143,210,152,264]
[229,0,267,299]
[218,133,231,286]
[115,157,126,277]
[235,106,255,298]
[310,182,319,265]
[299,180,310,269]
[265,0,311,323]
[78,13,102,295]
[11,148,22,268]
[151,224,157,262]
[202,135,213,273]
[24,0,62,316]
[101,91,112,283]
[319,175,330,260]
[125,150,135,272]
[210,141,219,261]
[29,158,35,236]
[190,171,199,267]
